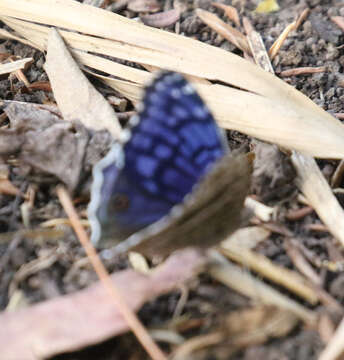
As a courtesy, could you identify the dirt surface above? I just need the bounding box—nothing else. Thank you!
[1,0,344,359]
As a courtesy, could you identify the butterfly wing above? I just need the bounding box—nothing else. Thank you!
[88,72,228,247]
[103,152,252,258]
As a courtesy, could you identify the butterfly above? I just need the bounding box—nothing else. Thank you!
[88,72,252,258]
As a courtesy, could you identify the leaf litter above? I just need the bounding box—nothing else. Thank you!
[0,0,344,359]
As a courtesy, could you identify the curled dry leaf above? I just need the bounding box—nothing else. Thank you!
[2,101,88,192]
[140,8,180,27]
[0,248,206,360]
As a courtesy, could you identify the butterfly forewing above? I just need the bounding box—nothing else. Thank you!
[124,72,227,205]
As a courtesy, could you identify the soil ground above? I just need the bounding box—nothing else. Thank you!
[0,0,344,359]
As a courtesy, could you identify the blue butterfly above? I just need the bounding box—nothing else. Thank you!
[88,72,250,257]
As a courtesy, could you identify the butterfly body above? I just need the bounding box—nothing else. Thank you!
[88,72,250,256]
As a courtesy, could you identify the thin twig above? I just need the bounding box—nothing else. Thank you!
[56,186,167,360]
[280,66,326,77]
[331,16,344,32]
[269,21,296,60]
[294,8,310,31]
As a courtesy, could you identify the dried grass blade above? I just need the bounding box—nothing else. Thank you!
[211,3,240,27]
[197,9,250,54]
[291,153,344,247]
[208,253,317,325]
[243,17,273,72]
[319,316,344,360]
[268,21,296,60]
[0,28,43,50]
[0,58,33,75]
[0,0,318,107]
[220,244,318,304]
[2,3,344,158]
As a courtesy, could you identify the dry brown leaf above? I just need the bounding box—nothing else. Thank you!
[44,28,121,139]
[0,248,206,360]
[2,101,89,192]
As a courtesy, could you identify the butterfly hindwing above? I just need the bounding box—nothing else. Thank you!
[110,152,252,258]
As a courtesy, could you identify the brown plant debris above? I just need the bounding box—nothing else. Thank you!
[0,248,206,360]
